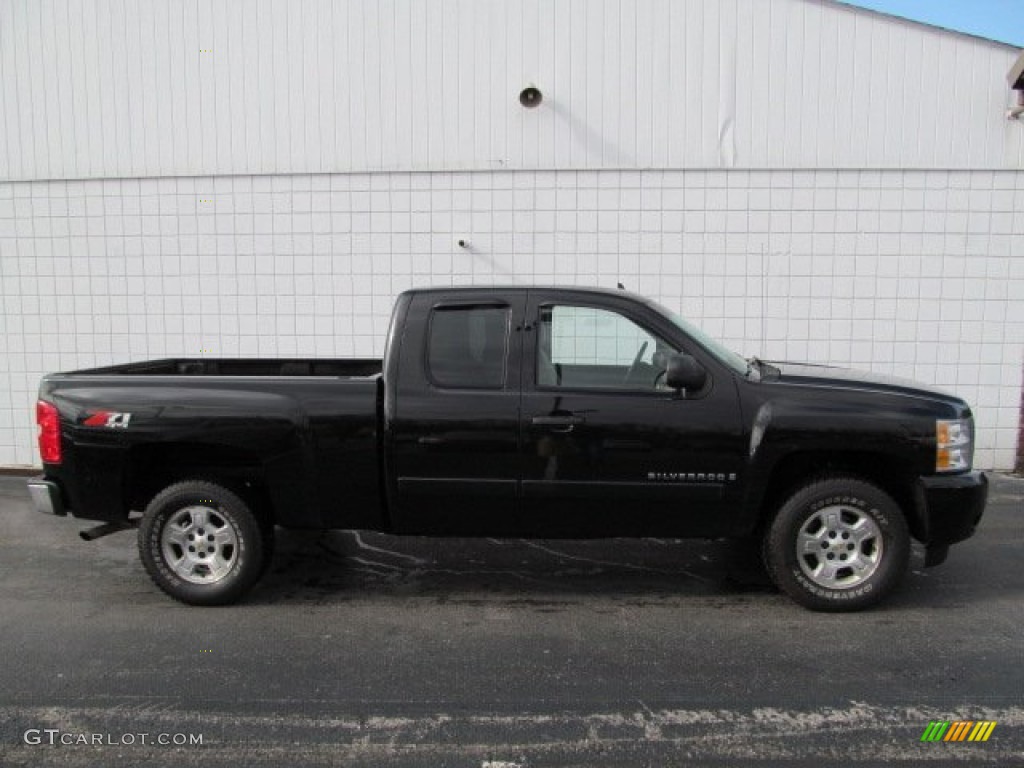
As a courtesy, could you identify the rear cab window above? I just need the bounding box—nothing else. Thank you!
[427,305,510,389]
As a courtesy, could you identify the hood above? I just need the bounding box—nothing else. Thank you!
[763,361,961,403]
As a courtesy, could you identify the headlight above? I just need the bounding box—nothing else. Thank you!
[936,418,973,473]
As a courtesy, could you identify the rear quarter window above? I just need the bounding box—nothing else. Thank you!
[427,306,509,389]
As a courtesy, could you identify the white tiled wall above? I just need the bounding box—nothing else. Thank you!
[1,168,1021,468]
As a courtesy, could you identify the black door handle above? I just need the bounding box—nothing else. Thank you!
[531,415,584,433]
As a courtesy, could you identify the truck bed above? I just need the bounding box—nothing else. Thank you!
[70,357,383,378]
[39,356,386,531]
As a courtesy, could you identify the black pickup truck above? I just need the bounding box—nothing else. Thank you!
[29,286,986,611]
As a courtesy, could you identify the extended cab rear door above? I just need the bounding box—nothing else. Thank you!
[388,290,526,535]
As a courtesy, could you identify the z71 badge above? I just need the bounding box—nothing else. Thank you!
[82,411,132,428]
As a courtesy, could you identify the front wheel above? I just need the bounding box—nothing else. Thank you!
[138,480,271,605]
[764,477,910,612]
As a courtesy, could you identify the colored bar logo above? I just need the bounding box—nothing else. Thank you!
[920,721,997,742]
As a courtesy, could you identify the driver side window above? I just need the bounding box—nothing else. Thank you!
[537,305,678,391]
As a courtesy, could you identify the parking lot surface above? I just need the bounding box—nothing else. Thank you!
[0,473,1022,766]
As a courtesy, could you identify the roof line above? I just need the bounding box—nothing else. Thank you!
[820,0,1021,52]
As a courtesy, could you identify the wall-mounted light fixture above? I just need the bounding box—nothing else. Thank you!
[519,86,543,108]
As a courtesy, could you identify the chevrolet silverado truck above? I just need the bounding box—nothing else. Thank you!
[28,286,987,610]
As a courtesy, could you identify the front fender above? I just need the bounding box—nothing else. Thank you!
[737,394,935,535]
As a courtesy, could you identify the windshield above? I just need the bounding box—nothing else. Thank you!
[645,298,750,375]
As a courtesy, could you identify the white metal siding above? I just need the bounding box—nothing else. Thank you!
[2,0,1022,182]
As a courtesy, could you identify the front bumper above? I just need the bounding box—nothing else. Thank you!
[26,478,67,517]
[919,471,987,548]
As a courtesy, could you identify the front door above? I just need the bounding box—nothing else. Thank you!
[519,293,745,537]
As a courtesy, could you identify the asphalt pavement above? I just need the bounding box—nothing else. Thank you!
[0,473,1021,767]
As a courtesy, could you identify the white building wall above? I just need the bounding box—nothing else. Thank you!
[2,0,1023,181]
[1,168,1021,468]
[1,0,1022,469]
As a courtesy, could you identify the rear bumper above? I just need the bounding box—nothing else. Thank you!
[919,471,987,548]
[26,477,67,517]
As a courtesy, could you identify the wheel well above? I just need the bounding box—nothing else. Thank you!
[758,452,923,541]
[125,443,274,525]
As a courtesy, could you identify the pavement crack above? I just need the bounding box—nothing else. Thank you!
[350,532,430,565]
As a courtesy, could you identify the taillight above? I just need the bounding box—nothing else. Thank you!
[36,400,62,464]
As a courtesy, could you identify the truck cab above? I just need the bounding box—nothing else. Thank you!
[387,287,747,539]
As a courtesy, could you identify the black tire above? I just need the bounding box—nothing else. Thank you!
[763,476,910,612]
[138,480,271,606]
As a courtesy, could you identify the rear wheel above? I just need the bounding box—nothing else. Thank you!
[764,476,909,611]
[138,480,271,605]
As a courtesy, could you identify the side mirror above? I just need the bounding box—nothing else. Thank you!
[666,353,707,392]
